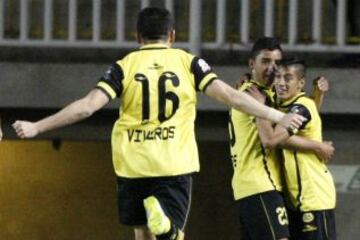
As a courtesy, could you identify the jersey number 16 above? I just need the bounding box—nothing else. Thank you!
[135,71,180,123]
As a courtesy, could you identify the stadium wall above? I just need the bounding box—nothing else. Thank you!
[1,62,360,113]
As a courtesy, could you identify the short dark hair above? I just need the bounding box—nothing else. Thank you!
[279,56,306,78]
[137,7,174,40]
[250,37,282,59]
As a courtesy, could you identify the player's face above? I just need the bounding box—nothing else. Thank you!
[274,66,305,100]
[249,49,282,86]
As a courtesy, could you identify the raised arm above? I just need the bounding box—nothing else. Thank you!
[12,88,109,138]
[204,79,305,129]
[311,76,329,110]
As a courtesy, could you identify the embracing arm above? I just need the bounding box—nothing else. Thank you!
[281,136,334,162]
[256,118,290,149]
[12,89,109,138]
[256,119,335,162]
[204,79,305,128]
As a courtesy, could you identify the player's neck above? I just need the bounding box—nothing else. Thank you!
[137,30,175,47]
[142,39,171,46]
[252,76,269,87]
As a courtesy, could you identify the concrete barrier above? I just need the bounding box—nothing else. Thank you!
[1,63,360,113]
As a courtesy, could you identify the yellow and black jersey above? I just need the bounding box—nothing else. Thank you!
[278,93,336,211]
[96,43,218,178]
[229,80,283,200]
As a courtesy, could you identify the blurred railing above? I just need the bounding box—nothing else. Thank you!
[0,0,359,56]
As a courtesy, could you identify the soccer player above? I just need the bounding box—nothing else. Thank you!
[254,57,337,240]
[228,37,334,240]
[12,8,304,240]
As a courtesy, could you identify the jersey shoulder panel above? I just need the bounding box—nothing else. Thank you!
[96,61,124,100]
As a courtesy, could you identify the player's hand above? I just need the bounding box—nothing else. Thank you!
[247,86,266,104]
[315,141,335,163]
[278,113,306,131]
[12,120,39,138]
[313,76,329,93]
[235,73,251,89]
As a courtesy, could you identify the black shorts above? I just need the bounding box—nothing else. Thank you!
[116,174,192,230]
[288,209,336,240]
[237,191,290,240]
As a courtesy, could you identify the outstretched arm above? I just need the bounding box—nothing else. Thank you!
[12,89,109,138]
[204,79,305,129]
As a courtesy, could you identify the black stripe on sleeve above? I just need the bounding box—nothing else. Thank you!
[190,57,214,91]
[288,104,312,129]
[98,63,124,97]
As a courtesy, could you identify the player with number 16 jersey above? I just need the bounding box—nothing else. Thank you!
[97,43,217,178]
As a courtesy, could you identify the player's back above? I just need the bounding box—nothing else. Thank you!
[117,44,198,127]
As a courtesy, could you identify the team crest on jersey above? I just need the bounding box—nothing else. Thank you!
[302,212,314,223]
[198,58,211,72]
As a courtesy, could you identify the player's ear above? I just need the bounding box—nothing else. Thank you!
[248,58,255,70]
[299,77,305,90]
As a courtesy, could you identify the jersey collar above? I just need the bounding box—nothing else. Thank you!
[278,92,306,108]
[140,43,170,50]
[249,79,271,91]
[248,79,277,107]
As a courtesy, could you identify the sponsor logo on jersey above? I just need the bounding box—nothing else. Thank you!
[149,62,163,70]
[302,212,314,223]
[302,224,317,232]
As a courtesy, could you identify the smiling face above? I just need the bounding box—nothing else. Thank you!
[249,49,282,86]
[274,65,305,101]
